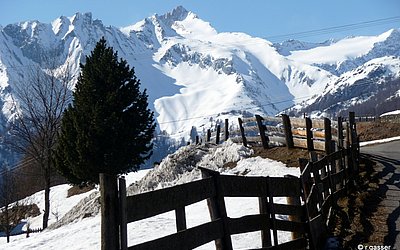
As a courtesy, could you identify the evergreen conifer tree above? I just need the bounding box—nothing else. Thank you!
[55,38,155,184]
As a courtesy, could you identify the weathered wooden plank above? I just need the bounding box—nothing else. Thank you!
[330,170,345,187]
[262,116,283,123]
[259,197,272,247]
[219,175,267,197]
[282,114,294,148]
[305,185,319,218]
[128,220,224,250]
[268,136,287,145]
[238,118,247,147]
[292,129,307,137]
[175,207,187,232]
[228,214,270,235]
[289,117,306,128]
[200,168,233,250]
[242,117,257,123]
[126,178,215,223]
[256,114,269,149]
[244,125,259,132]
[119,177,128,250]
[308,214,327,250]
[324,118,332,154]
[224,119,229,141]
[313,130,325,139]
[230,137,242,143]
[273,219,307,233]
[293,138,308,149]
[313,140,325,151]
[292,129,325,140]
[264,125,285,134]
[268,177,302,197]
[246,136,262,143]
[321,194,333,219]
[312,119,325,129]
[273,203,304,217]
[100,174,119,250]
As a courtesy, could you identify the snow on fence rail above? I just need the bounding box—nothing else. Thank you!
[99,134,361,250]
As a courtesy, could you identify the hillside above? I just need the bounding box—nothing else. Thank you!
[0,6,399,166]
[0,140,302,249]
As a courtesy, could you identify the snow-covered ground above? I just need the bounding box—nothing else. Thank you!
[380,109,400,117]
[0,141,301,249]
[360,136,400,147]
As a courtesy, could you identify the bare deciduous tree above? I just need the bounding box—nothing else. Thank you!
[9,58,73,229]
[0,167,18,243]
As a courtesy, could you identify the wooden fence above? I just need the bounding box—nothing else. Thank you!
[100,171,309,250]
[0,225,42,243]
[100,139,360,249]
[100,112,360,249]
[200,112,357,155]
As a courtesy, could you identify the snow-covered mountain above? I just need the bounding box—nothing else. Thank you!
[0,6,399,165]
[278,29,400,117]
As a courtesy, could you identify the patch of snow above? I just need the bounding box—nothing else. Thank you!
[288,30,393,64]
[360,136,400,147]
[380,110,400,117]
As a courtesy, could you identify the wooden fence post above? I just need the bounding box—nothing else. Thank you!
[207,129,211,142]
[216,125,221,144]
[282,114,294,148]
[324,118,332,155]
[348,112,356,145]
[255,115,269,149]
[224,119,229,141]
[258,196,272,248]
[305,117,314,151]
[119,177,128,250]
[337,117,344,149]
[348,112,359,174]
[26,225,30,238]
[175,207,187,232]
[5,204,10,243]
[285,175,302,240]
[200,168,233,250]
[238,118,247,147]
[100,173,119,250]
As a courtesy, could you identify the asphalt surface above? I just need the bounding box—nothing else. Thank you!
[361,140,400,249]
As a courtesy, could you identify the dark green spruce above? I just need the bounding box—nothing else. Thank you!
[55,38,155,184]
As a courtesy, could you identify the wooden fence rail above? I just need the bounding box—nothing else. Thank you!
[199,112,358,155]
[100,171,312,250]
[100,146,359,249]
[100,112,359,250]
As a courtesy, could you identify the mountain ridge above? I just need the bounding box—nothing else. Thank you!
[0,6,399,166]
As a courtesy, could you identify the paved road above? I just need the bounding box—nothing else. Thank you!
[361,140,400,249]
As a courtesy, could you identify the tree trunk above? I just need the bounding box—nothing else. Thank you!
[5,203,10,243]
[42,170,51,229]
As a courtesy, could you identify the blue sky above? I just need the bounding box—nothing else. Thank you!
[1,0,399,42]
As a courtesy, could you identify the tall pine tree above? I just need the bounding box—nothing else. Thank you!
[55,38,155,184]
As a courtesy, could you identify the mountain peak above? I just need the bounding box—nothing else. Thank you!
[70,12,93,25]
[157,6,191,26]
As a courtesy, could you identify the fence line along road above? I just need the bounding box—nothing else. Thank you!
[100,112,360,250]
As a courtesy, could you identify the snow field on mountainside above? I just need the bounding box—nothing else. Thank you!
[1,6,400,143]
[0,141,301,249]
[288,29,393,64]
